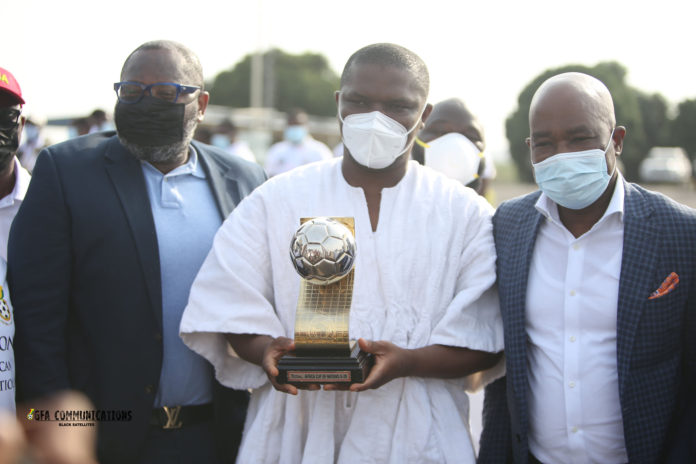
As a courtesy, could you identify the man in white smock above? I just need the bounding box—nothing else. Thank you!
[180,43,504,463]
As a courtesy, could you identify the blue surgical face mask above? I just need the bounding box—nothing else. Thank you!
[210,133,230,149]
[284,125,307,144]
[533,130,615,210]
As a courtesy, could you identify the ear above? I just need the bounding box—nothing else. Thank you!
[421,103,433,125]
[196,91,210,122]
[612,126,626,156]
[525,136,531,148]
[335,91,343,120]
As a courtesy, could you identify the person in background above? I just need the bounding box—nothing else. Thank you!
[412,98,495,198]
[264,108,332,176]
[87,108,114,133]
[193,125,213,145]
[16,109,47,173]
[69,117,91,138]
[9,40,265,464]
[211,119,256,163]
[478,72,696,463]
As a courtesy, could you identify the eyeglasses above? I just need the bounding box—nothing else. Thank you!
[113,81,201,104]
[0,108,21,130]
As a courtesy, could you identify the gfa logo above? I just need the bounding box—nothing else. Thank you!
[0,287,10,324]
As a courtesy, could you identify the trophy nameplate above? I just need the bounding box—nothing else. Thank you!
[277,217,373,386]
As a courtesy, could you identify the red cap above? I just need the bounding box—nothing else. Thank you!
[0,67,25,104]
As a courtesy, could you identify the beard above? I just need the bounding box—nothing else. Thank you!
[117,101,199,165]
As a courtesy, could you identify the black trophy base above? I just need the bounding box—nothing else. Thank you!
[276,343,373,386]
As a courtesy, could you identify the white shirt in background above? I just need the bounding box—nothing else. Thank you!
[264,137,333,177]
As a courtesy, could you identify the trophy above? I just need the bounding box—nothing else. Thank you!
[276,217,373,386]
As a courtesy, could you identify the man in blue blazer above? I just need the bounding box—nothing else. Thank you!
[8,41,266,463]
[478,72,695,463]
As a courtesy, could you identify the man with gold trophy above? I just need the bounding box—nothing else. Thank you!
[181,43,504,462]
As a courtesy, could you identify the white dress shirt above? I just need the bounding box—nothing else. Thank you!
[526,175,629,464]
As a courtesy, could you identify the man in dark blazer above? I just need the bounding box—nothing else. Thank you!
[8,41,266,464]
[479,72,695,463]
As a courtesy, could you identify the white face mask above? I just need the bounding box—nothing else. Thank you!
[423,133,483,186]
[338,96,424,169]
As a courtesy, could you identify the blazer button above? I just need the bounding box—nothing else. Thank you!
[144,385,154,394]
[154,333,162,342]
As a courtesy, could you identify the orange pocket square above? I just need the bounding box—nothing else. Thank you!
[648,272,679,300]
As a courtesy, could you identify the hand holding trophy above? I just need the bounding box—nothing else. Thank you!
[276,217,373,386]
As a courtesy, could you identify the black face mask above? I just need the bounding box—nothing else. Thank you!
[115,96,185,146]
[0,123,20,170]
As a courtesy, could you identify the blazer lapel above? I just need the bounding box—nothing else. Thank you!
[196,145,242,219]
[506,198,544,433]
[103,139,163,328]
[616,183,658,396]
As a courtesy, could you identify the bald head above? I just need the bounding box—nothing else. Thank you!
[430,98,475,125]
[527,72,626,184]
[419,98,485,151]
[530,72,615,131]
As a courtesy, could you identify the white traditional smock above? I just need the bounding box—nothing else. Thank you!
[180,158,503,463]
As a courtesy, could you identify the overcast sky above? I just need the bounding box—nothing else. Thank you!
[5,0,695,160]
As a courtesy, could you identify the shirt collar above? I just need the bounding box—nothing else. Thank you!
[142,146,206,179]
[535,171,626,226]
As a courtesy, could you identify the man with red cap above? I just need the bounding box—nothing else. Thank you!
[0,67,32,414]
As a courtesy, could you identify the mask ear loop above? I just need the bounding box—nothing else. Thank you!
[398,103,429,159]
[337,92,351,150]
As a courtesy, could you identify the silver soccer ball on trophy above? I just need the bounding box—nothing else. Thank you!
[289,217,356,285]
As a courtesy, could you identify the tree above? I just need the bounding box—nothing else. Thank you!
[506,62,654,182]
[208,49,341,117]
[672,99,696,159]
[637,92,671,149]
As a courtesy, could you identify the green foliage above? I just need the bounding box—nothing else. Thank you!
[636,92,671,148]
[505,62,653,182]
[672,99,696,158]
[208,49,340,117]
